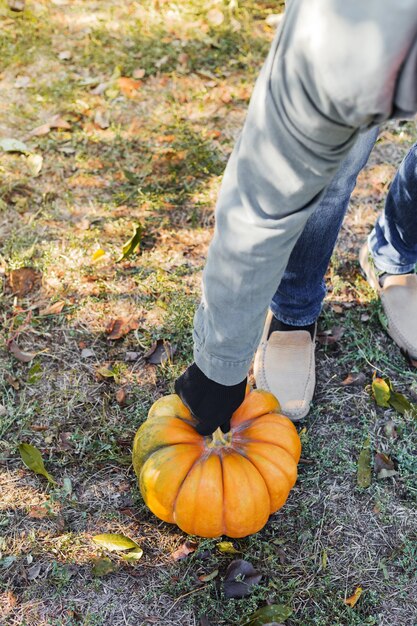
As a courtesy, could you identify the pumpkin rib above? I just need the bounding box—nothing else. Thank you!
[232,415,298,436]
[175,452,225,537]
[236,437,300,463]
[171,450,210,527]
[221,450,271,537]
[240,443,297,489]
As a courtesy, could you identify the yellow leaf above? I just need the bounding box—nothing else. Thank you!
[216,541,240,554]
[344,586,363,608]
[92,248,105,261]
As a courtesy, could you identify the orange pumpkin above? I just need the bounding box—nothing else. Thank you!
[132,389,301,538]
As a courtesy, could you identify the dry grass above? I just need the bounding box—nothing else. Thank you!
[1,1,416,625]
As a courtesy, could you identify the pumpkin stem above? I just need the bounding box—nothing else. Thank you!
[210,427,229,446]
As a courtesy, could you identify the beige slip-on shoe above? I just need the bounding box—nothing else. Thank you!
[254,310,316,421]
[359,242,417,361]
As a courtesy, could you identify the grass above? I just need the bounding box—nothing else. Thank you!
[1,0,417,625]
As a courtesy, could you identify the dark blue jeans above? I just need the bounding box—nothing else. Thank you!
[271,130,417,325]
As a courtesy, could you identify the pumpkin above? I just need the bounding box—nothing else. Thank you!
[132,389,301,538]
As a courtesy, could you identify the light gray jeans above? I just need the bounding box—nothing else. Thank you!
[193,0,417,385]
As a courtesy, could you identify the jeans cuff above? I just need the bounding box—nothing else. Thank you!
[368,235,417,275]
[269,305,320,327]
[193,344,250,386]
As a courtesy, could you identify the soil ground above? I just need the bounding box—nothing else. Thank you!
[0,2,416,625]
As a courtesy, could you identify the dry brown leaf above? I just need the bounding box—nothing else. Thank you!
[8,340,35,363]
[28,504,50,519]
[207,8,224,25]
[5,373,20,390]
[118,77,142,97]
[93,110,110,130]
[116,388,127,406]
[48,114,71,130]
[29,123,51,137]
[39,301,65,316]
[8,0,25,11]
[106,317,140,340]
[170,540,198,561]
[341,372,367,387]
[317,326,345,345]
[58,431,72,451]
[0,590,18,616]
[144,339,176,364]
[331,304,344,314]
[133,68,146,79]
[29,115,71,137]
[9,267,42,296]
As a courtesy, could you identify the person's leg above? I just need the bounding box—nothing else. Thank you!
[254,127,378,419]
[271,127,379,326]
[369,143,417,274]
[359,144,417,361]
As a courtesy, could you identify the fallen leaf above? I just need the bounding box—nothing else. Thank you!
[26,154,43,176]
[18,443,57,485]
[27,562,41,580]
[28,504,50,519]
[223,559,262,599]
[374,452,397,479]
[91,248,106,261]
[9,267,42,296]
[81,348,95,358]
[96,366,116,380]
[39,301,65,315]
[48,114,71,130]
[144,339,176,365]
[15,75,30,88]
[198,569,218,582]
[241,604,292,625]
[8,340,35,363]
[372,377,391,408]
[5,373,20,390]
[207,8,224,25]
[8,0,25,11]
[118,77,142,97]
[28,115,71,137]
[116,388,127,406]
[0,138,29,153]
[344,586,363,608]
[341,372,367,387]
[0,404,7,418]
[125,351,140,362]
[170,540,198,561]
[28,123,51,137]
[216,541,240,554]
[317,326,344,345]
[93,110,110,129]
[357,439,372,488]
[27,362,42,383]
[58,50,72,60]
[121,547,143,562]
[331,304,344,314]
[1,590,17,617]
[383,421,398,440]
[92,557,116,577]
[106,317,140,340]
[389,390,416,416]
[92,533,140,551]
[116,224,143,261]
[133,68,146,79]
[200,616,211,626]
[58,432,72,451]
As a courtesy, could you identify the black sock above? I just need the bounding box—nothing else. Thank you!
[268,315,316,340]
